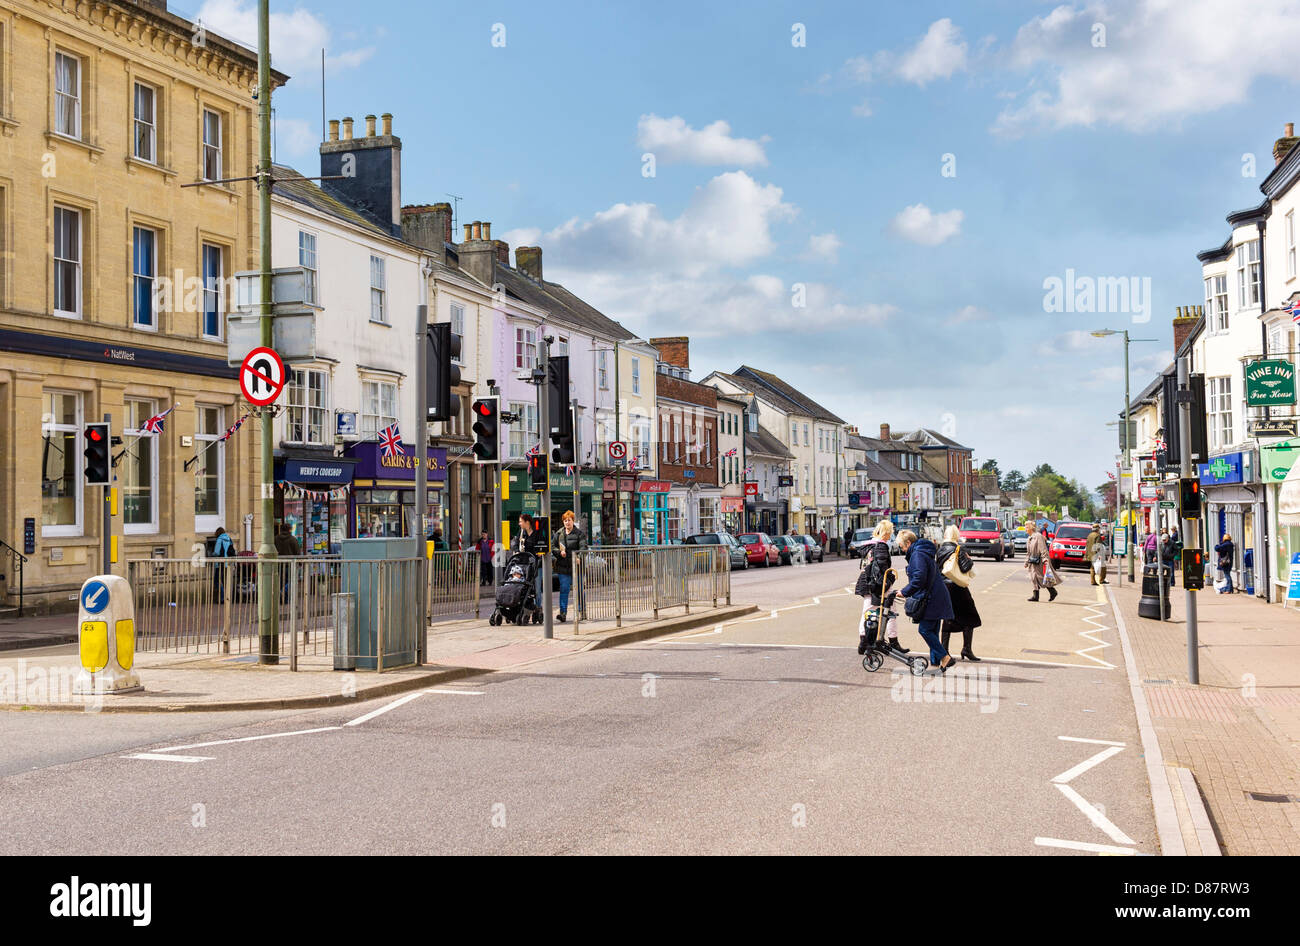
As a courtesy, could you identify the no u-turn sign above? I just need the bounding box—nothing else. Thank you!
[240,347,286,406]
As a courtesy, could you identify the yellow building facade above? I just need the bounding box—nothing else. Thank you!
[0,0,283,612]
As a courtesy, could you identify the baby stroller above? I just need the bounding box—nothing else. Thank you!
[488,551,543,626]
[861,566,929,676]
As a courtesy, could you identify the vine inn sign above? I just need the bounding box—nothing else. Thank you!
[1245,359,1297,407]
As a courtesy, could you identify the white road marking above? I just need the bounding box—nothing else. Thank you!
[425,688,485,696]
[125,753,213,763]
[154,726,341,753]
[1052,745,1125,784]
[346,691,427,726]
[972,656,1111,670]
[1059,736,1126,747]
[1033,837,1138,855]
[1055,783,1137,845]
[1076,598,1117,669]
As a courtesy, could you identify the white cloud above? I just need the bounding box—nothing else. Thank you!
[195,0,371,71]
[515,170,795,277]
[889,203,964,246]
[274,117,319,161]
[851,100,873,118]
[896,18,969,86]
[804,232,842,262]
[636,115,769,167]
[995,0,1300,135]
[947,305,986,325]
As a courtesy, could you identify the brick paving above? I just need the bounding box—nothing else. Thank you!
[1110,579,1300,855]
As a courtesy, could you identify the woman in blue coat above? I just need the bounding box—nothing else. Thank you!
[897,530,957,673]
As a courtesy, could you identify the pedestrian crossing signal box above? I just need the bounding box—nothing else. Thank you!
[1178,477,1202,520]
[1182,549,1205,590]
[528,454,547,491]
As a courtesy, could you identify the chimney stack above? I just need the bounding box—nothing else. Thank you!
[321,113,403,234]
[516,246,543,280]
[880,423,891,441]
[458,220,497,286]
[1274,121,1299,166]
[400,202,454,262]
[493,240,510,265]
[328,119,339,142]
[1173,304,1201,354]
[649,337,690,370]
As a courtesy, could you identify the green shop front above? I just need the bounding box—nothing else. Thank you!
[504,468,603,536]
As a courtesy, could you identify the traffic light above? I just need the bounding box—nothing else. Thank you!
[83,422,110,486]
[528,453,548,490]
[427,323,461,421]
[1179,476,1202,520]
[1182,548,1205,590]
[471,397,499,464]
[552,404,576,466]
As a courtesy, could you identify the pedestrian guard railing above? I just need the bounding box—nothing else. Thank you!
[569,545,730,633]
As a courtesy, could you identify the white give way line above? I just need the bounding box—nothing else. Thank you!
[124,688,483,763]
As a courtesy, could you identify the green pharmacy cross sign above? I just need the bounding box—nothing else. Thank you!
[1244,359,1297,407]
[1207,457,1233,479]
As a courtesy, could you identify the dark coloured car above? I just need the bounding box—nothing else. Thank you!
[684,532,748,570]
[771,535,803,565]
[847,528,874,558]
[736,532,779,567]
[1001,531,1017,560]
[795,534,824,563]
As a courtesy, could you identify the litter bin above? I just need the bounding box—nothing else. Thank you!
[332,592,355,670]
[1138,562,1171,620]
[1243,548,1255,597]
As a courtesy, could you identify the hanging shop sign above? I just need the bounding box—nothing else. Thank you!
[1251,418,1299,438]
[1197,452,1246,486]
[1260,439,1300,482]
[1244,358,1297,407]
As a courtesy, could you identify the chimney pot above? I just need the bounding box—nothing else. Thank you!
[463,224,472,243]
[341,116,354,140]
[482,222,491,241]
[381,113,392,136]
[365,114,376,137]
[1288,122,1295,138]
[328,118,339,142]
[472,221,482,241]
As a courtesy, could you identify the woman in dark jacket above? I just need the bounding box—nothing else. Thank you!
[897,530,957,673]
[854,520,906,654]
[937,525,982,661]
[1214,533,1235,594]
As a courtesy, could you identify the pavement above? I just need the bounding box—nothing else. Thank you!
[1107,572,1300,856]
[0,602,756,713]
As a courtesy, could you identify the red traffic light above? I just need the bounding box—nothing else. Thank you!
[474,402,492,416]
[88,428,103,441]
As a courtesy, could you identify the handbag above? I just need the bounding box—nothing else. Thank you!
[942,548,974,588]
[904,590,928,620]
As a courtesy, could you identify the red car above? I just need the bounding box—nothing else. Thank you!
[958,516,1005,561]
[736,532,780,567]
[1050,522,1095,570]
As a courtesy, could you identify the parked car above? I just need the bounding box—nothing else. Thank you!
[1001,531,1017,559]
[795,534,824,563]
[1050,522,1096,570]
[958,516,1005,561]
[847,528,874,558]
[1011,527,1029,553]
[771,535,803,565]
[684,532,748,570]
[736,532,780,567]
[888,534,904,556]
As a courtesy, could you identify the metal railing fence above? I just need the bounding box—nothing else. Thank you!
[570,545,730,632]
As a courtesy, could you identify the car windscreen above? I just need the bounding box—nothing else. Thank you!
[853,530,872,541]
[738,534,761,544]
[961,518,999,532]
[690,534,720,544]
[1056,525,1092,540]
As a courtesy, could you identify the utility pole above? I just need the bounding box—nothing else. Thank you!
[415,303,428,664]
[490,379,502,602]
[1123,331,1133,585]
[256,0,278,664]
[572,398,581,527]
[539,337,554,639]
[1178,355,1201,684]
[614,341,621,543]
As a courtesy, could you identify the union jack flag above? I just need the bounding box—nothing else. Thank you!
[525,442,540,458]
[1107,471,1116,480]
[722,447,738,458]
[565,464,576,476]
[219,412,251,443]
[627,456,638,471]
[141,404,176,434]
[1285,297,1300,323]
[379,423,404,458]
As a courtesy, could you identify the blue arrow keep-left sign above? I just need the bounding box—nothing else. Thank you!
[81,580,109,615]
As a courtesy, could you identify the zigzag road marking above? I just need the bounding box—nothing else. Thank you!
[1076,586,1117,669]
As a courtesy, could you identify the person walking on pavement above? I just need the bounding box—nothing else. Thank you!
[854,519,907,655]
[274,524,300,603]
[552,510,587,624]
[210,526,236,602]
[518,513,546,604]
[1143,528,1158,565]
[1084,524,1101,586]
[844,526,854,559]
[818,528,828,553]
[1025,522,1058,602]
[475,530,494,587]
[1215,533,1236,594]
[1160,528,1179,589]
[937,525,981,661]
[897,529,957,673]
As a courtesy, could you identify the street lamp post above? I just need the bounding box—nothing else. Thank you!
[1092,329,1159,584]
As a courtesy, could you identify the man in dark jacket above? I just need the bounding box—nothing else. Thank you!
[843,527,854,558]
[1214,533,1235,594]
[897,530,956,672]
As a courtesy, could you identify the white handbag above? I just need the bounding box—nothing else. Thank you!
[942,547,974,588]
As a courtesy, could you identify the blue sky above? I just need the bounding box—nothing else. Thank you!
[185,0,1300,487]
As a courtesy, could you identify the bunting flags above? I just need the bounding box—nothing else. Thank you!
[722,447,738,458]
[1284,298,1300,323]
[183,410,252,471]
[277,480,353,502]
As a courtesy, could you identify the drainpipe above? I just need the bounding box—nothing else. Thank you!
[1258,219,1272,601]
